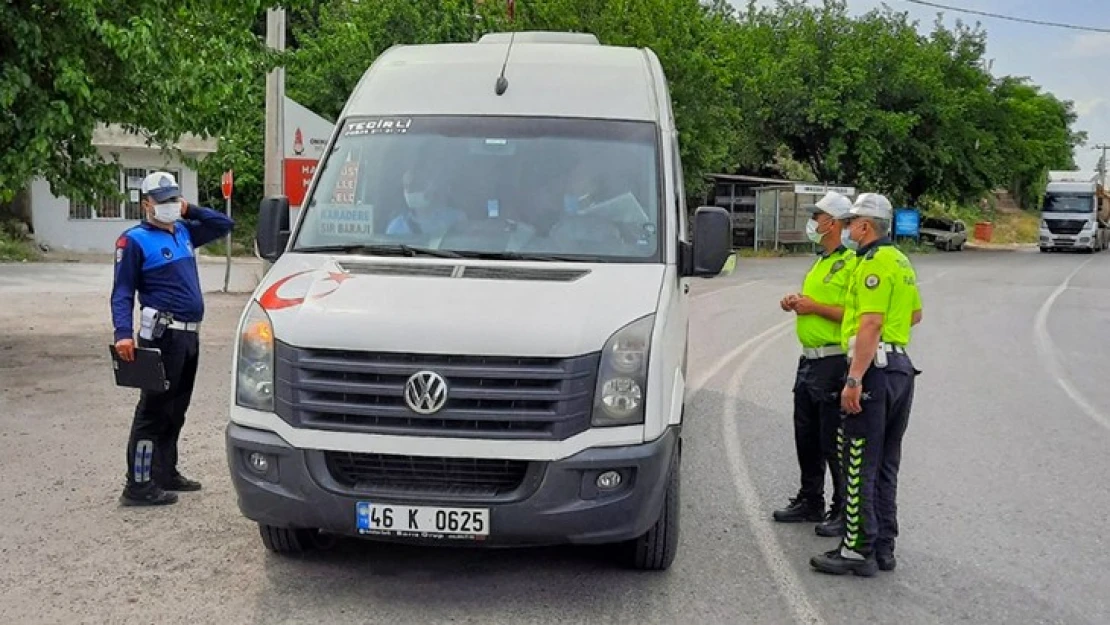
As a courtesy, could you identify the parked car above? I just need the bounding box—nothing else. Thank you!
[919,216,967,251]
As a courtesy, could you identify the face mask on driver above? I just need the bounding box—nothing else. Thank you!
[563,194,580,214]
[153,202,181,224]
[404,190,430,210]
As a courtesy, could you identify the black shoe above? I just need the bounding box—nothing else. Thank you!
[773,495,825,523]
[120,484,179,507]
[815,506,846,537]
[810,547,878,577]
[876,548,896,571]
[162,474,203,492]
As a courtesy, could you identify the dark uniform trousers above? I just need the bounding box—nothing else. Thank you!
[125,328,200,488]
[792,354,848,507]
[840,352,917,555]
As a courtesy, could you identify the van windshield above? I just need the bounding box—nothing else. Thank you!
[1042,193,1094,213]
[291,115,662,262]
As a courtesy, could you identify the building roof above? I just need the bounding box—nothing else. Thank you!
[706,173,810,186]
[91,123,219,154]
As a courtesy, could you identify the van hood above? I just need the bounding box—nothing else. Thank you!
[253,253,665,357]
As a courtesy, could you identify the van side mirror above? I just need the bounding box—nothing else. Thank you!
[256,196,291,262]
[683,206,732,278]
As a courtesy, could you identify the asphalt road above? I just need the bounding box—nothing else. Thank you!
[1,248,1107,625]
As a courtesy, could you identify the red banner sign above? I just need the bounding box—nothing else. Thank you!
[284,158,318,208]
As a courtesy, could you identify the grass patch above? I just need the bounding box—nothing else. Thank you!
[201,237,254,258]
[200,208,259,258]
[917,198,1039,246]
[736,243,817,258]
[984,211,1039,245]
[738,247,789,258]
[0,220,41,262]
[893,238,936,255]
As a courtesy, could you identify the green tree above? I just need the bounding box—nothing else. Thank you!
[0,1,290,206]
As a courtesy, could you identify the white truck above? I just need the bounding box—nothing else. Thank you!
[1038,170,1110,253]
[226,31,732,571]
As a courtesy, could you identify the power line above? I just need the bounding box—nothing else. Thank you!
[903,0,1110,33]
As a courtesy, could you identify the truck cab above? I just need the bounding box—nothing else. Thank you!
[1039,170,1110,253]
[226,31,732,571]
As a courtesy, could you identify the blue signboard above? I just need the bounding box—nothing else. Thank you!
[894,208,920,238]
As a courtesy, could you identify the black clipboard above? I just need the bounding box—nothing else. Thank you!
[109,345,169,392]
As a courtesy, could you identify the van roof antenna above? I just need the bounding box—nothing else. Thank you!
[495,32,516,96]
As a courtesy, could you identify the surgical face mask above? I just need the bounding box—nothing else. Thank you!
[564,194,580,214]
[805,219,823,243]
[152,202,181,224]
[404,190,429,210]
[842,224,860,251]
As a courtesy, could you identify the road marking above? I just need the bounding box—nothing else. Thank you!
[921,269,948,285]
[721,323,827,625]
[691,279,759,302]
[689,319,794,393]
[1032,258,1110,432]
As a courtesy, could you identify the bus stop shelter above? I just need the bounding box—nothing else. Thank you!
[755,182,856,251]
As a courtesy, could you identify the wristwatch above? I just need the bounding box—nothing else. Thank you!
[845,376,861,388]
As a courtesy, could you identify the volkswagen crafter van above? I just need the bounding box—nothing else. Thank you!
[228,31,732,571]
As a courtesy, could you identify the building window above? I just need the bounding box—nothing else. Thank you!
[68,167,181,220]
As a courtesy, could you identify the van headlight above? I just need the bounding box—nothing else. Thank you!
[592,315,654,427]
[236,300,275,411]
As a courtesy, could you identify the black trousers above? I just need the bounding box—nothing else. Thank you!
[840,352,917,555]
[792,354,847,507]
[125,329,200,489]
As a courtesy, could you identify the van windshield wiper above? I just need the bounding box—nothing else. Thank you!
[456,251,585,262]
[294,244,463,259]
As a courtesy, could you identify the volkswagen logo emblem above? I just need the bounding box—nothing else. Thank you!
[403,371,449,414]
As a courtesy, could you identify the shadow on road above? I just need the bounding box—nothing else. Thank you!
[250,538,674,622]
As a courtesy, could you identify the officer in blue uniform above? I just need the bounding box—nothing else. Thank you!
[111,171,234,506]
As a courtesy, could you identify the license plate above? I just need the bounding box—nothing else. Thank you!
[355,502,490,539]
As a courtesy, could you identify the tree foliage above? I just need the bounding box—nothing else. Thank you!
[0,0,286,205]
[1,0,1087,218]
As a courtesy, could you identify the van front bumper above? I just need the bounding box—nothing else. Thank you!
[226,423,679,546]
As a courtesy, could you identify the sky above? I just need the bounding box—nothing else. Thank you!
[738,0,1110,175]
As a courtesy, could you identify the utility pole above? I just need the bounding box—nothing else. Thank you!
[1095,143,1109,187]
[264,8,286,199]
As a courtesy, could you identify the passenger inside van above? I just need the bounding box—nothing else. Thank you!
[385,159,467,238]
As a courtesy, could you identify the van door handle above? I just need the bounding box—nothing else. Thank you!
[683,283,689,294]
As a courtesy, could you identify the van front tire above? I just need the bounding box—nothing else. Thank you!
[622,447,680,571]
[259,524,320,554]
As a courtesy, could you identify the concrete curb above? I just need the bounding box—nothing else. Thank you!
[964,241,1037,252]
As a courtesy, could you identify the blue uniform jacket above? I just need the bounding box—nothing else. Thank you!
[111,205,235,341]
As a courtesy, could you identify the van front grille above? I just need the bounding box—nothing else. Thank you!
[274,343,599,440]
[325,452,530,496]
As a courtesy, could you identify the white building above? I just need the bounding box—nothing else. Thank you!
[28,124,218,253]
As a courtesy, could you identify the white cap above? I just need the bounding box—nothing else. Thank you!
[139,171,181,203]
[844,192,893,220]
[810,191,853,219]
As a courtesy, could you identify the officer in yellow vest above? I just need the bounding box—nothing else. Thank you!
[809,192,922,577]
[773,191,856,539]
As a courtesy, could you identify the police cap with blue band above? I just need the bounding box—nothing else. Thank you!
[140,171,182,204]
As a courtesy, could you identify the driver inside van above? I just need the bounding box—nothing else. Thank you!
[385,165,466,238]
[562,159,603,215]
